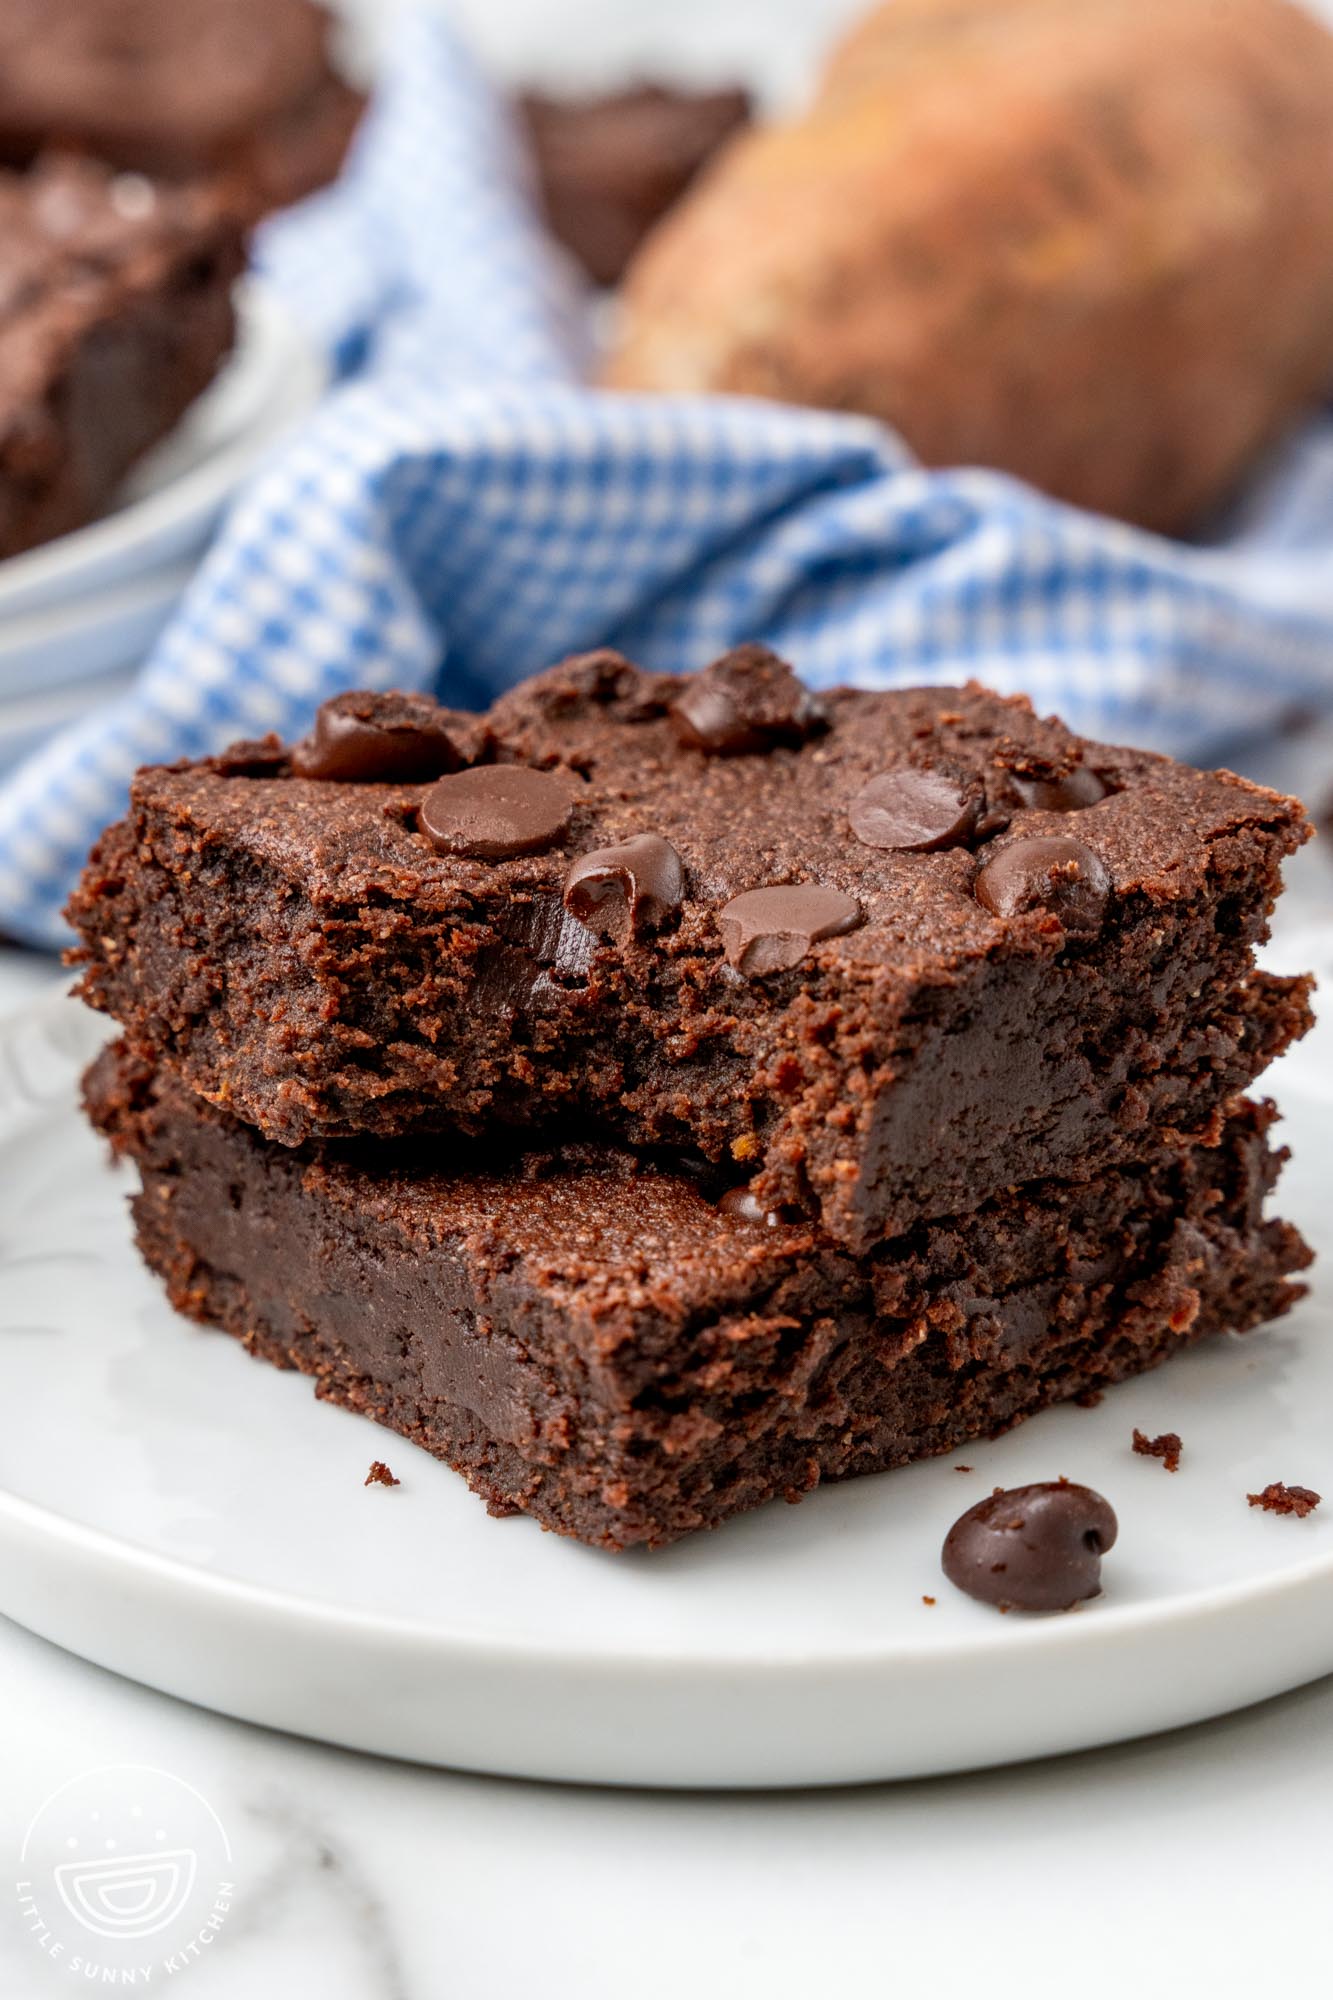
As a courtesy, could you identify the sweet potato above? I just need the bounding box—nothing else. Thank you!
[603,0,1333,533]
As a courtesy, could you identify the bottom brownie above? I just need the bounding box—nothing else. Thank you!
[85,1043,1310,1551]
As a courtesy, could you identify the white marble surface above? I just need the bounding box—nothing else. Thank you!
[4,0,1333,1988]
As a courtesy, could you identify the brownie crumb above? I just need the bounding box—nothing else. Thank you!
[1133,1428,1183,1472]
[922,1594,936,1606]
[1074,1389,1105,1408]
[1248,1482,1320,1518]
[953,1463,973,1473]
[365,1460,400,1488]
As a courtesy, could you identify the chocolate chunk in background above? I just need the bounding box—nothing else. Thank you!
[519,82,752,288]
[564,832,685,939]
[942,1479,1119,1611]
[292,690,472,783]
[974,834,1112,937]
[1012,765,1109,813]
[670,643,826,755]
[419,765,576,860]
[1248,1482,1321,1518]
[718,883,861,976]
[849,767,978,852]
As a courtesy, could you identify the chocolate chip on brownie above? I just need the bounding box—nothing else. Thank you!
[419,766,578,860]
[564,833,685,940]
[292,690,474,784]
[669,644,826,756]
[717,883,862,976]
[973,834,1112,937]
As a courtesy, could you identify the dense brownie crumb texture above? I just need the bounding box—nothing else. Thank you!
[85,1039,1309,1551]
[69,647,1314,1253]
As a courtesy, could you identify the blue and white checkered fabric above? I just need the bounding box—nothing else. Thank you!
[3,6,1333,947]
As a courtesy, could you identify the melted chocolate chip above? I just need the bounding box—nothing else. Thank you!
[849,769,978,852]
[974,835,1111,938]
[942,1481,1118,1612]
[718,884,861,976]
[292,691,469,783]
[419,766,576,860]
[671,644,825,755]
[563,834,685,939]
[1012,766,1108,813]
[718,1186,778,1226]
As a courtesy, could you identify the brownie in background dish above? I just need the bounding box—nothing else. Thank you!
[68,649,1313,1252]
[86,1041,1309,1551]
[0,0,363,221]
[519,84,751,287]
[0,154,244,560]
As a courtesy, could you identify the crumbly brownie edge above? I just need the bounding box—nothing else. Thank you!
[68,787,1313,1240]
[85,1047,1311,1551]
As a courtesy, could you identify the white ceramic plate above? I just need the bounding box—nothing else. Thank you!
[0,282,325,637]
[0,948,1330,1790]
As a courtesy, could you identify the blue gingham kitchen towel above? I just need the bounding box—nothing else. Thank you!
[3,7,1333,947]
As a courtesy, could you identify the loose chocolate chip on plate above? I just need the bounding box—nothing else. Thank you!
[564,833,685,939]
[849,768,978,852]
[1012,766,1109,813]
[718,883,861,976]
[974,834,1111,938]
[670,644,825,755]
[419,766,576,860]
[942,1480,1118,1612]
[292,690,470,783]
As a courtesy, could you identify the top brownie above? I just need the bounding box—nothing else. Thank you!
[0,0,362,219]
[68,650,1312,1251]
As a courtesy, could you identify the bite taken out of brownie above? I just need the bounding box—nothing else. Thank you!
[67,651,1313,1254]
[86,1039,1309,1552]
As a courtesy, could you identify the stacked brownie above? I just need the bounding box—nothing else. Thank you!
[69,649,1315,1548]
